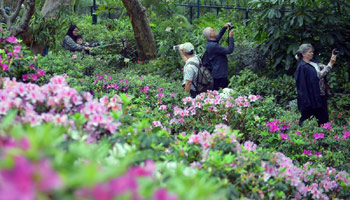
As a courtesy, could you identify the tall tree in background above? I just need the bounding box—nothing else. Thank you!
[0,0,35,36]
[121,0,157,61]
[0,0,68,36]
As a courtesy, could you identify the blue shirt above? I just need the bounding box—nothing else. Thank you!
[206,27,234,79]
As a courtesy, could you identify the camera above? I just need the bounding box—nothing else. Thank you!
[173,45,180,51]
[228,24,235,31]
[332,49,339,55]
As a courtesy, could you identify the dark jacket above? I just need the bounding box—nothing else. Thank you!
[62,35,84,52]
[206,27,234,79]
[295,60,323,111]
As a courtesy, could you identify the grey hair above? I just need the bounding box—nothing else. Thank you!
[296,44,313,60]
[202,27,212,40]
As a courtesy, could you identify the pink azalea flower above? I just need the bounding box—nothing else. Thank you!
[157,92,164,98]
[0,103,10,115]
[152,121,162,128]
[188,134,201,144]
[144,86,149,93]
[244,141,257,151]
[190,162,202,168]
[322,122,332,131]
[50,76,67,85]
[313,132,325,140]
[243,101,251,107]
[303,150,313,156]
[333,136,341,140]
[37,69,45,77]
[280,133,289,140]
[313,152,322,156]
[72,55,77,59]
[7,36,18,44]
[159,105,168,110]
[13,46,21,53]
[0,156,35,200]
[22,74,29,81]
[1,63,9,71]
[30,74,39,81]
[343,131,350,139]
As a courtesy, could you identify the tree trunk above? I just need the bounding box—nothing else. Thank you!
[0,0,35,37]
[41,0,70,19]
[121,0,157,61]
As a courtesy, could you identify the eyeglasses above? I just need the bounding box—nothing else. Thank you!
[73,29,78,32]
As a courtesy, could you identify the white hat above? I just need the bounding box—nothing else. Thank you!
[180,42,194,53]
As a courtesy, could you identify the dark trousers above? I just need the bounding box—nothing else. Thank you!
[213,77,229,91]
[299,96,329,126]
[190,90,197,98]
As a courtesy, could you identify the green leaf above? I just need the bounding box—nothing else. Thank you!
[0,109,17,131]
[297,16,304,27]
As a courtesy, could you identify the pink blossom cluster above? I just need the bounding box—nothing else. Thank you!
[0,34,44,82]
[0,137,62,200]
[331,130,350,140]
[322,123,332,131]
[170,91,261,125]
[0,76,123,141]
[313,132,325,140]
[22,65,46,82]
[186,124,350,199]
[243,141,257,151]
[93,74,171,104]
[302,150,321,156]
[188,124,234,147]
[0,35,21,71]
[266,119,291,133]
[75,160,177,200]
[266,119,292,140]
[261,153,350,199]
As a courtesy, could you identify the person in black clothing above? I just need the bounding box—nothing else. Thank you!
[294,44,337,126]
[62,25,90,52]
[202,23,234,90]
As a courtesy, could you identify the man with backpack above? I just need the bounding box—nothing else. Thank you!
[202,23,234,90]
[178,42,200,98]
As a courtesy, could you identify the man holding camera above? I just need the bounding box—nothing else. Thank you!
[203,23,234,90]
[177,42,199,98]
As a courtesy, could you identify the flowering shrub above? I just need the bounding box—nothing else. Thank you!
[0,75,122,142]
[261,119,350,170]
[0,124,226,200]
[0,29,45,82]
[161,90,262,133]
[91,72,187,110]
[170,124,350,199]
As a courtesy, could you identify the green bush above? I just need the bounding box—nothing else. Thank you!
[229,68,296,106]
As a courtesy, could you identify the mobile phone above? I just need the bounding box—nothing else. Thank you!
[332,49,339,55]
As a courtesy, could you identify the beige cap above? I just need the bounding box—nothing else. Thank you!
[180,42,194,53]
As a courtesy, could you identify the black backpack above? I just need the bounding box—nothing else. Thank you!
[187,56,214,94]
[201,51,212,72]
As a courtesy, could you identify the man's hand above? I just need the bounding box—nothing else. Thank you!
[224,22,231,28]
[185,80,192,93]
[328,54,337,67]
[229,29,234,37]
